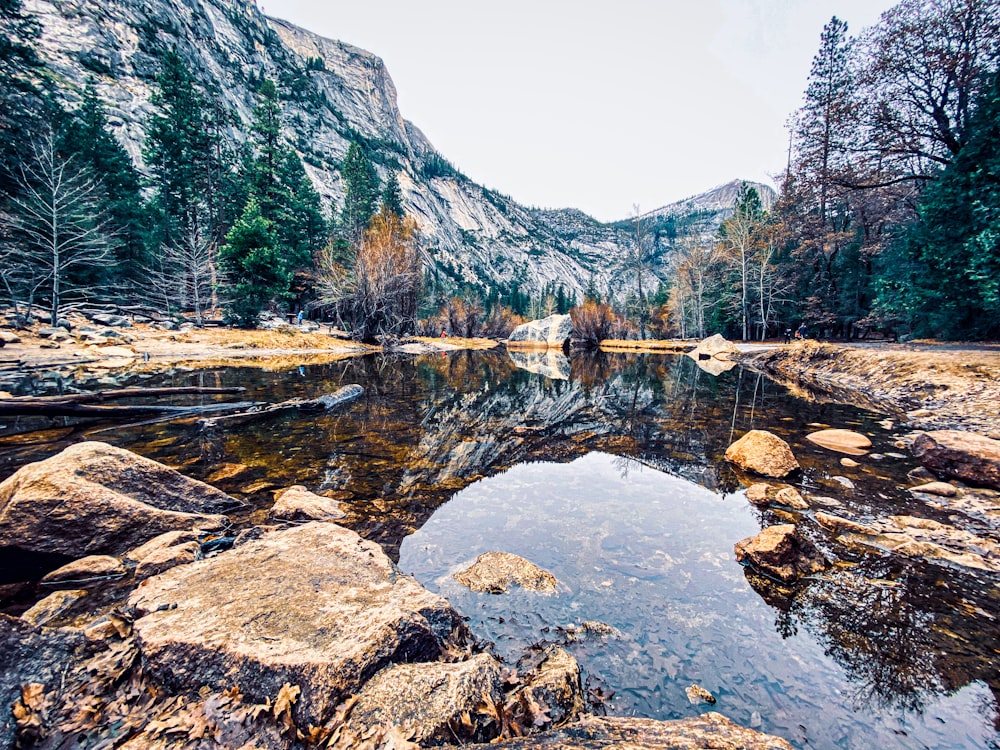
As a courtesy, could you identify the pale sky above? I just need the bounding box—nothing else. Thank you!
[263,0,898,222]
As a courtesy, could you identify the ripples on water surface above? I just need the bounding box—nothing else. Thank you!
[1,350,998,749]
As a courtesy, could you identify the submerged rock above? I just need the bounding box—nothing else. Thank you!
[507,314,573,350]
[269,485,346,522]
[454,551,558,594]
[476,713,793,749]
[774,487,808,510]
[725,430,800,479]
[685,683,717,705]
[0,442,232,556]
[912,430,1000,490]
[129,522,471,726]
[336,653,504,747]
[734,524,828,582]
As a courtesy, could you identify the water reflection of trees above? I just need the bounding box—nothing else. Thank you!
[744,555,1000,720]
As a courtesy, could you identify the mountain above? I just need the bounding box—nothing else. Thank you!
[24,0,762,303]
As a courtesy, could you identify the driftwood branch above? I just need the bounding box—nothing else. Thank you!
[199,384,364,429]
[3,386,244,406]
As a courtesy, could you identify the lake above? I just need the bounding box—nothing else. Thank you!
[1,349,997,749]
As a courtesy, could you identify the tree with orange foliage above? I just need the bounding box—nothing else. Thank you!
[317,206,421,342]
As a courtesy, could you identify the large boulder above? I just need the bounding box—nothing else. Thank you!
[725,430,800,479]
[336,653,504,747]
[734,524,829,582]
[476,713,793,749]
[128,522,471,727]
[507,314,573,350]
[686,333,739,361]
[0,442,233,557]
[455,551,557,594]
[912,430,1000,490]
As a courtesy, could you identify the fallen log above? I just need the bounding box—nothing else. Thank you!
[2,386,244,406]
[0,399,259,419]
[199,384,364,429]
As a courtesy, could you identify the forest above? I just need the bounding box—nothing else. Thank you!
[0,0,998,341]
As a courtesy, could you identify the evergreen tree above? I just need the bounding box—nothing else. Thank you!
[340,142,379,245]
[381,170,404,218]
[0,0,45,199]
[251,78,283,220]
[218,197,288,327]
[878,69,1000,339]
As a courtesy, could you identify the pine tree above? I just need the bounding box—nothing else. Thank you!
[340,142,379,245]
[218,197,288,327]
[381,170,404,218]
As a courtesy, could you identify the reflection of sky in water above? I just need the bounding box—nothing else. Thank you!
[400,451,997,750]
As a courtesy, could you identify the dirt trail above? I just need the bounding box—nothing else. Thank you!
[740,340,1000,436]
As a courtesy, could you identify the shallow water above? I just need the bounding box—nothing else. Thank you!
[1,350,998,748]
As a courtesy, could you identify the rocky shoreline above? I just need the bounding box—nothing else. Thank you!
[0,443,793,750]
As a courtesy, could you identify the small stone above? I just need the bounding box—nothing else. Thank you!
[21,590,88,626]
[454,551,557,594]
[815,512,872,535]
[270,485,345,522]
[125,530,200,563]
[840,458,860,468]
[774,487,808,510]
[135,541,201,579]
[806,429,872,455]
[909,481,960,498]
[746,483,771,504]
[686,684,716,705]
[41,555,125,585]
[832,476,855,490]
[907,466,936,482]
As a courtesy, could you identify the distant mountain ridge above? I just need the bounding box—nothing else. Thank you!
[25,0,762,302]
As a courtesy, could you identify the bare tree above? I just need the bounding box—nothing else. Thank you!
[145,227,217,324]
[620,205,655,338]
[669,236,726,339]
[10,128,112,325]
[316,207,421,342]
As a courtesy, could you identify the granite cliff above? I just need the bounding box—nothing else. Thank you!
[25,0,772,301]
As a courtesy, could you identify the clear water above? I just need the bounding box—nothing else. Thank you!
[1,350,997,749]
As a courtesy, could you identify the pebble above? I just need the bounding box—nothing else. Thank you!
[840,458,860,468]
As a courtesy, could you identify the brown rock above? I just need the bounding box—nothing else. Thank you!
[912,431,1000,490]
[205,463,252,483]
[734,524,828,582]
[685,684,716,705]
[337,653,504,747]
[814,513,873,535]
[725,430,800,479]
[270,485,345,522]
[805,429,872,455]
[128,522,470,726]
[477,713,793,749]
[774,487,808,510]
[125,530,200,563]
[454,551,557,594]
[746,483,771,504]
[21,589,88,626]
[41,555,125,585]
[840,457,860,468]
[0,442,233,556]
[508,647,586,731]
[134,541,201,579]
